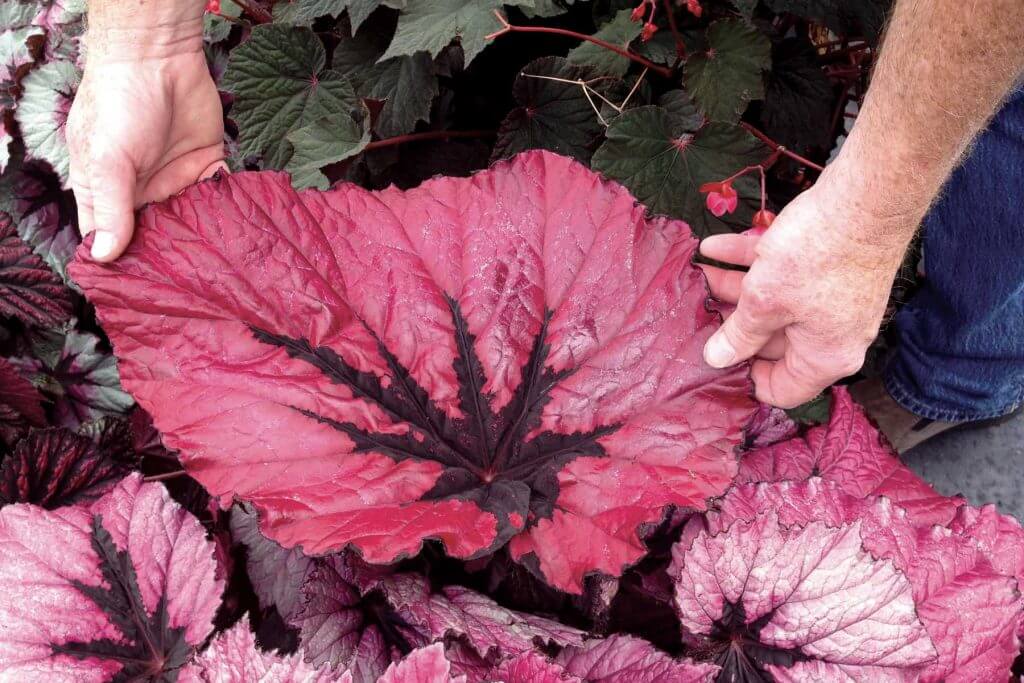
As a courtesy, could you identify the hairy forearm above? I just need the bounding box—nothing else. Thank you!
[826,0,1024,246]
[86,0,205,61]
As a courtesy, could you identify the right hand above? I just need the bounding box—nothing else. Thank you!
[67,27,225,262]
[699,177,911,408]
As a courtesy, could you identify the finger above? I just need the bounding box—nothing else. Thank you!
[750,356,834,409]
[699,233,760,267]
[715,306,788,360]
[72,181,96,238]
[139,144,224,203]
[89,156,137,262]
[699,265,743,304]
[704,297,785,368]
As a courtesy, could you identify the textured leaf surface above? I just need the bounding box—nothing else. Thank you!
[0,421,134,508]
[378,643,464,683]
[379,573,584,658]
[764,0,892,40]
[566,9,641,78]
[0,211,72,326]
[363,53,437,138]
[14,59,79,186]
[698,479,1024,682]
[684,19,770,122]
[221,24,359,168]
[759,38,833,154]
[672,490,936,680]
[737,387,963,525]
[9,164,80,280]
[380,0,531,65]
[288,556,392,676]
[492,57,603,163]
[0,2,43,87]
[556,635,718,682]
[0,474,223,681]
[180,619,342,683]
[592,107,768,234]
[0,356,46,445]
[72,152,754,594]
[12,326,134,428]
[489,650,583,683]
[286,114,370,190]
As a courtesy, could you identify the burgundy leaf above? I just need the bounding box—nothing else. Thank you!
[0,420,135,508]
[377,643,464,683]
[0,355,45,444]
[9,162,80,280]
[743,402,797,448]
[0,211,72,326]
[737,387,962,525]
[180,618,343,683]
[682,479,1023,682]
[0,474,224,681]
[70,151,755,592]
[231,503,316,622]
[378,572,585,660]
[554,635,718,682]
[288,556,393,678]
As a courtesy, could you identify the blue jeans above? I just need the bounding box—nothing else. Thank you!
[884,87,1024,422]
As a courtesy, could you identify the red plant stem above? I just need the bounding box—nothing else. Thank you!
[486,11,674,78]
[144,470,188,483]
[741,123,826,173]
[234,0,272,23]
[364,130,494,152]
[660,0,687,61]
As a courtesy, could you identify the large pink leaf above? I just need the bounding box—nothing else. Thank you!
[737,387,962,525]
[70,151,755,593]
[553,635,718,682]
[0,474,223,681]
[681,479,1023,682]
[180,619,344,683]
[378,643,465,683]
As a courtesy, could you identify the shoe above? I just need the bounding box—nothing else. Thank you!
[848,378,962,454]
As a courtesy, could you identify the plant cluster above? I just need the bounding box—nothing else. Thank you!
[1,1,1023,682]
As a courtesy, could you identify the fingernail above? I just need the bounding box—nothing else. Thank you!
[91,231,115,259]
[704,335,736,368]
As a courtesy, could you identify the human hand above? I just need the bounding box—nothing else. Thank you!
[67,17,224,261]
[699,177,912,408]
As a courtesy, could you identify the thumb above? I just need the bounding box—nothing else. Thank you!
[704,299,783,369]
[89,156,137,262]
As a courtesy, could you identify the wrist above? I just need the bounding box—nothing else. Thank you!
[85,1,204,62]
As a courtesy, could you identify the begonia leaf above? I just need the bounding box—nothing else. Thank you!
[71,151,755,594]
[0,210,72,326]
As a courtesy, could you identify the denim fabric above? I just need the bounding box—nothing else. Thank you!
[884,87,1024,422]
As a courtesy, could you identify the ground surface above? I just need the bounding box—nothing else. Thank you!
[904,411,1024,520]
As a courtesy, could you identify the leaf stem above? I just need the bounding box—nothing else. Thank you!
[740,123,826,172]
[660,0,686,62]
[143,470,187,482]
[486,11,674,79]
[233,0,272,24]
[364,130,494,152]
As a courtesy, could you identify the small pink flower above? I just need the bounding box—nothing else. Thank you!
[749,209,776,234]
[685,0,702,17]
[699,180,738,217]
[631,2,647,22]
[205,0,220,13]
[641,21,658,42]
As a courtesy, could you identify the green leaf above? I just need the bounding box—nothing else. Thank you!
[764,0,892,41]
[567,9,642,78]
[285,114,371,190]
[222,25,359,169]
[0,2,44,89]
[271,0,405,27]
[732,0,760,18]
[684,19,770,122]
[364,52,438,137]
[659,89,703,130]
[786,392,833,425]
[591,105,769,235]
[492,56,603,163]
[14,60,80,188]
[380,0,533,66]
[523,0,577,17]
[204,0,242,43]
[760,38,833,154]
